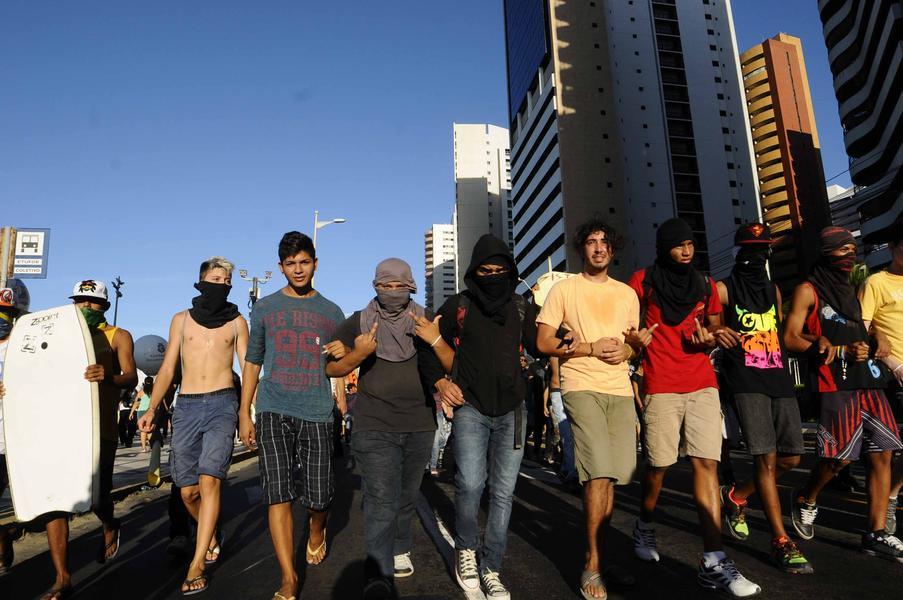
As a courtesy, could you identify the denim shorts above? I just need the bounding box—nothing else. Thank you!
[170,388,238,487]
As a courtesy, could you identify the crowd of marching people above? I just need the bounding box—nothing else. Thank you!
[0,215,902,599]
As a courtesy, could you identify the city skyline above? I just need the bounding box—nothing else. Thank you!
[1,1,855,338]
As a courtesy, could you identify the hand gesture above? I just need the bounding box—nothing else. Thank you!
[137,409,156,433]
[435,378,465,408]
[411,312,442,345]
[714,326,742,349]
[322,340,347,360]
[84,364,105,383]
[816,336,835,365]
[690,318,715,348]
[592,337,628,365]
[559,328,583,356]
[850,341,870,362]
[624,324,658,349]
[354,322,379,356]
[239,413,257,450]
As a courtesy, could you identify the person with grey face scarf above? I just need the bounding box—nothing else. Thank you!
[326,258,437,599]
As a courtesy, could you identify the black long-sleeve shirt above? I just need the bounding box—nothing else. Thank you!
[418,292,539,417]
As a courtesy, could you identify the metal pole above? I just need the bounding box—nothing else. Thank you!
[313,210,319,248]
[0,227,13,289]
[111,276,124,326]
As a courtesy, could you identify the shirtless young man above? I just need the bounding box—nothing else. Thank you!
[139,257,248,595]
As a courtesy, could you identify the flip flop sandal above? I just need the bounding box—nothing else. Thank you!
[205,530,224,566]
[40,586,74,600]
[306,528,327,565]
[181,573,210,596]
[580,570,607,600]
[272,593,296,600]
[96,527,122,564]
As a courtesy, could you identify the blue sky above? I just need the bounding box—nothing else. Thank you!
[2,1,848,340]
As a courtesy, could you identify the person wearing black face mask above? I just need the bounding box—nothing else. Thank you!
[137,257,249,596]
[325,258,436,598]
[713,224,812,574]
[417,234,539,600]
[784,227,903,561]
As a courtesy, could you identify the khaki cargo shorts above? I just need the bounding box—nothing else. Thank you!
[563,391,637,484]
[643,387,721,467]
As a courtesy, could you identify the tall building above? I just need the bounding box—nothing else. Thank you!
[424,223,457,312]
[819,0,902,267]
[503,0,761,286]
[453,123,513,289]
[739,33,832,292]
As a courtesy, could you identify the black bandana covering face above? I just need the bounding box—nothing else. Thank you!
[189,281,240,329]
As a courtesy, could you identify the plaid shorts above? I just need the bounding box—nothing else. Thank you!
[257,411,334,508]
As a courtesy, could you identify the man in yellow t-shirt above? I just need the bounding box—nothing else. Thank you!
[536,219,643,599]
[859,226,903,534]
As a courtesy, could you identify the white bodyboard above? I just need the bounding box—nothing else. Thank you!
[3,304,100,521]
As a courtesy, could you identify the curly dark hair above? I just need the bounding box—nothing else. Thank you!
[278,231,316,262]
[572,218,624,260]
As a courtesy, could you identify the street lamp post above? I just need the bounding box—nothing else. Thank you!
[239,269,272,310]
[111,276,124,326]
[312,210,347,248]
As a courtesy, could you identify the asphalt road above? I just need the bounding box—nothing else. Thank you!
[1,439,900,600]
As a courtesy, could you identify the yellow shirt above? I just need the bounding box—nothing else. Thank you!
[860,271,903,363]
[536,274,639,396]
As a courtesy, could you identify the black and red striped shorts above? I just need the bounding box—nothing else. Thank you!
[816,389,903,460]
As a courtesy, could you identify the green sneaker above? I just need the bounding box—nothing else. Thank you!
[720,485,749,540]
[771,536,814,574]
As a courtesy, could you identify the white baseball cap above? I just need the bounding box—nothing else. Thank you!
[70,279,110,307]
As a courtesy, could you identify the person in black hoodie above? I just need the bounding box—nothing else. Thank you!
[418,234,538,600]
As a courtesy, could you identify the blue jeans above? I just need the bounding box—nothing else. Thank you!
[351,430,434,580]
[429,410,453,470]
[453,402,525,573]
[550,391,576,480]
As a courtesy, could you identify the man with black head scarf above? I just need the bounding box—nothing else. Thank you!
[784,227,903,561]
[713,224,812,574]
[418,234,539,600]
[326,258,436,598]
[627,218,761,597]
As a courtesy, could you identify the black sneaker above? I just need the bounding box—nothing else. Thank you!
[455,548,480,592]
[887,496,898,536]
[862,531,903,562]
[790,489,817,540]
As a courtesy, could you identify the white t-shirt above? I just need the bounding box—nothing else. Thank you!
[0,338,7,455]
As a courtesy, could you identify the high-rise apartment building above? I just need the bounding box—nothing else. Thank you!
[819,0,902,267]
[424,223,457,312]
[740,33,832,292]
[503,0,760,286]
[453,123,513,289]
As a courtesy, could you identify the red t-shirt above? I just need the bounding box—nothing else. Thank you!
[628,269,721,395]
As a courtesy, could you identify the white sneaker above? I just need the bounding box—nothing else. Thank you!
[697,556,761,597]
[633,520,660,562]
[455,548,480,591]
[394,552,414,578]
[480,570,511,600]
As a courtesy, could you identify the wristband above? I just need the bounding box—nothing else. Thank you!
[894,364,903,374]
[430,334,443,347]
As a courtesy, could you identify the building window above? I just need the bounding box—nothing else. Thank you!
[609,207,616,214]
[594,43,600,48]
[649,182,655,187]
[714,76,722,83]
[604,157,611,163]
[705,13,712,19]
[727,162,735,169]
[732,199,740,206]
[709,44,717,51]
[597,65,602,70]
[707,29,715,35]
[592,22,598,28]
[734,218,742,224]
[724,144,732,151]
[607,182,613,188]
[719,110,727,116]
[717,93,724,99]
[598,87,604,93]
[642,123,648,129]
[729,180,737,188]
[603,133,609,139]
